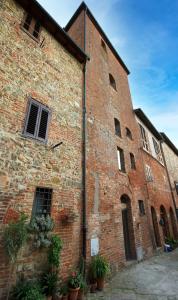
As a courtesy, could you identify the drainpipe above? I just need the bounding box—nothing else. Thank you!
[160,140,177,220]
[82,6,88,267]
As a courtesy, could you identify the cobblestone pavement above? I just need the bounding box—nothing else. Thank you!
[87,249,178,300]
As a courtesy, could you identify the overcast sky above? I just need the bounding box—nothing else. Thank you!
[38,0,178,147]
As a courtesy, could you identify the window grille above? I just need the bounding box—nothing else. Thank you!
[22,13,41,40]
[32,187,52,216]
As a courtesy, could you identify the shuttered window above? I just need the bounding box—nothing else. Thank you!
[22,13,41,40]
[24,98,50,142]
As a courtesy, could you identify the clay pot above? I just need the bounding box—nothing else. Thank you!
[68,287,80,300]
[77,289,84,300]
[97,277,105,291]
[61,296,68,300]
[90,282,97,293]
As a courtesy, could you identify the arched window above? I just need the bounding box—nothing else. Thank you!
[109,73,117,90]
[114,118,121,137]
[126,127,132,139]
[130,153,136,169]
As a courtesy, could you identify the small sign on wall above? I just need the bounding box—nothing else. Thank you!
[91,237,99,256]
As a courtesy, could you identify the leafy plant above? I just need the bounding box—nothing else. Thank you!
[90,255,110,279]
[48,234,62,267]
[11,278,44,300]
[68,271,82,289]
[3,213,28,262]
[165,236,178,248]
[28,215,54,248]
[60,283,68,296]
[41,271,58,296]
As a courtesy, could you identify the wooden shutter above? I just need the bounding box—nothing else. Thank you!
[37,108,49,140]
[25,101,39,137]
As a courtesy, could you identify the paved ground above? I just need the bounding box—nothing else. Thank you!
[87,249,178,300]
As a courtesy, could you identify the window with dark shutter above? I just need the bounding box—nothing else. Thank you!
[24,98,50,142]
[22,13,41,40]
[130,153,136,169]
[138,200,145,216]
[32,187,52,216]
[114,118,121,137]
[117,147,125,172]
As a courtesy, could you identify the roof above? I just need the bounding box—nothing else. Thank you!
[160,133,178,156]
[15,0,88,63]
[134,108,162,140]
[65,2,130,75]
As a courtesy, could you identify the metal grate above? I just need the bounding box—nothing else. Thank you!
[23,13,41,39]
[33,187,53,216]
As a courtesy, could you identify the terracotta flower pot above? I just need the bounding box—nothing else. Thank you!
[68,287,80,300]
[90,282,97,293]
[77,289,84,300]
[97,277,105,291]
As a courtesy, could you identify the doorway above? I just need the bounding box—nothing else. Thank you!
[121,195,136,260]
[151,206,161,247]
[160,205,170,240]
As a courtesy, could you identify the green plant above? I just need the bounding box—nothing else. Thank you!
[68,271,82,289]
[60,283,68,296]
[3,213,28,262]
[165,236,178,247]
[41,271,58,296]
[48,234,62,267]
[28,215,54,248]
[11,278,44,300]
[90,255,110,279]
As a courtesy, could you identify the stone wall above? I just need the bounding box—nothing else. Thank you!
[0,0,84,297]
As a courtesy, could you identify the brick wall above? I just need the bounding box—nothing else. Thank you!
[67,10,154,271]
[0,0,84,297]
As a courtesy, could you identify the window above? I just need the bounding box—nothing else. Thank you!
[175,182,178,195]
[23,98,50,142]
[126,127,132,140]
[138,200,145,216]
[32,187,52,216]
[22,13,41,40]
[101,39,107,52]
[117,147,125,172]
[145,165,153,182]
[114,118,121,137]
[152,137,163,163]
[109,74,117,91]
[139,123,149,151]
[130,153,136,169]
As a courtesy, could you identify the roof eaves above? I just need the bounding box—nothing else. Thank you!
[65,2,130,75]
[134,108,162,140]
[160,132,178,156]
[15,0,88,63]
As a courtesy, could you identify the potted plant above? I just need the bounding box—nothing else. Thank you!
[68,271,81,300]
[41,271,58,300]
[90,255,110,291]
[77,277,87,300]
[60,283,69,300]
[11,277,45,300]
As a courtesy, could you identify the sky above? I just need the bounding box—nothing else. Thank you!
[38,0,178,147]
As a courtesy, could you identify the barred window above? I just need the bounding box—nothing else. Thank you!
[32,187,52,216]
[23,98,50,142]
[117,147,125,172]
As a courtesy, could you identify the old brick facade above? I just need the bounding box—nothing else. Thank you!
[0,0,178,298]
[0,0,87,297]
[135,109,178,246]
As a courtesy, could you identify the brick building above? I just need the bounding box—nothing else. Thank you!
[161,133,178,210]
[135,109,178,246]
[0,0,178,298]
[65,3,155,269]
[0,0,87,297]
